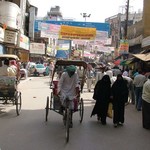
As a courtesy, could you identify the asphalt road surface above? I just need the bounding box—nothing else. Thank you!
[0,76,150,150]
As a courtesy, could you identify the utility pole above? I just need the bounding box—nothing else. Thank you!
[124,0,130,39]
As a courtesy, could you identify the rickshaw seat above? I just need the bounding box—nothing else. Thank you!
[0,76,17,97]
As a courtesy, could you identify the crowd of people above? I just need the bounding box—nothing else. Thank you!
[87,63,150,129]
[54,62,150,129]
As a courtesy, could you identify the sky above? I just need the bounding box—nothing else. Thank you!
[30,0,143,22]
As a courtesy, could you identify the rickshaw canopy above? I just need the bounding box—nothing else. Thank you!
[0,54,20,61]
[55,60,87,69]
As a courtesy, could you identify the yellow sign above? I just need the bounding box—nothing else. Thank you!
[59,25,96,40]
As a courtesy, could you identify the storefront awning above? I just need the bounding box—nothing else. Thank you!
[132,53,150,62]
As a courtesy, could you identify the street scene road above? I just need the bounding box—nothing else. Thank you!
[0,76,150,150]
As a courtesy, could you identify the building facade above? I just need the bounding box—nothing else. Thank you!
[0,0,38,62]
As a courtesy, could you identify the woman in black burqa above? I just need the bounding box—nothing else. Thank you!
[91,75,111,125]
[112,74,129,127]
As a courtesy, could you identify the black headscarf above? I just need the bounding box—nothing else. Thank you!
[112,74,128,101]
[101,75,111,85]
[93,75,111,100]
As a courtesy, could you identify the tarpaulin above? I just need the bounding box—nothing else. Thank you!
[132,53,150,62]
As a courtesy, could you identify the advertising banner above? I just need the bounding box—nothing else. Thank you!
[57,40,70,50]
[35,20,110,32]
[97,46,115,53]
[96,31,108,40]
[119,39,129,54]
[73,40,87,46]
[18,33,29,50]
[59,25,96,40]
[30,43,45,54]
[0,27,4,42]
[55,40,70,59]
[39,23,60,38]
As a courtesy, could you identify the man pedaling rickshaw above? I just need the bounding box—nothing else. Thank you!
[57,65,80,128]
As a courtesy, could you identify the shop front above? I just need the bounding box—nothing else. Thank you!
[17,33,30,62]
[29,43,45,63]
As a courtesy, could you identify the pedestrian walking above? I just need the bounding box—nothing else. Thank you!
[86,64,94,92]
[123,76,135,104]
[49,61,54,78]
[142,75,150,129]
[95,66,106,85]
[133,70,146,111]
[112,74,129,127]
[91,75,111,125]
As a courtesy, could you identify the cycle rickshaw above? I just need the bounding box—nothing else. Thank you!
[0,54,22,115]
[45,60,87,142]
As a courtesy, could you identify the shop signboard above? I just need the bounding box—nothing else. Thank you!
[30,43,45,54]
[4,30,18,44]
[29,7,36,39]
[0,27,4,42]
[18,33,29,50]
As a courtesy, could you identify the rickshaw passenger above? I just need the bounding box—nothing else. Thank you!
[10,60,17,75]
[57,65,80,127]
[0,59,16,76]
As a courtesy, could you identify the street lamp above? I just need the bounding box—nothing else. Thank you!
[80,13,91,22]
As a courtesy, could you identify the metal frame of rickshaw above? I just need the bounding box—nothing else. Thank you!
[0,54,22,115]
[45,60,87,142]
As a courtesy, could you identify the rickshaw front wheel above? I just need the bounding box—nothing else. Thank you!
[79,98,84,123]
[45,96,50,122]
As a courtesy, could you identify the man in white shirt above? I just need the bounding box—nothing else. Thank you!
[57,65,79,128]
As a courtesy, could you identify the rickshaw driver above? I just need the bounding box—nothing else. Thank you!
[57,65,80,128]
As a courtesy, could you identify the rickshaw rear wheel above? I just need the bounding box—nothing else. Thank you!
[45,96,49,122]
[15,91,22,116]
[79,98,84,123]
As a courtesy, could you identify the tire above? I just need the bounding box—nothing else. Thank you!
[79,98,84,123]
[65,108,70,143]
[50,92,53,109]
[45,96,49,122]
[16,91,22,116]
